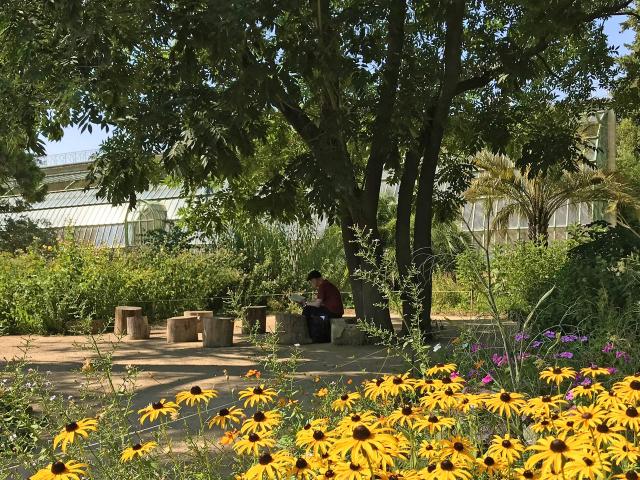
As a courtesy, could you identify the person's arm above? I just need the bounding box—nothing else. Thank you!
[305,298,322,307]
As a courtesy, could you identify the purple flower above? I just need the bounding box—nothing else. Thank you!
[531,341,543,349]
[543,330,556,339]
[556,351,574,359]
[481,374,493,384]
[561,335,578,343]
[607,367,617,375]
[467,369,477,378]
[471,343,481,353]
[492,353,509,367]
[616,351,631,363]
[450,371,460,379]
[602,342,615,353]
[515,332,529,342]
[565,390,574,401]
[580,377,592,386]
[579,336,589,343]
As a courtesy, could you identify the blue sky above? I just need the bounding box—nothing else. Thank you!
[41,17,636,156]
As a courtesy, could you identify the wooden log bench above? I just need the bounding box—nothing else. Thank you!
[114,306,143,335]
[330,317,369,346]
[275,312,312,345]
[243,305,267,334]
[167,316,198,343]
[202,316,235,347]
[184,310,213,335]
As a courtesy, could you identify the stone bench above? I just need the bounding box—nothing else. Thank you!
[330,317,369,346]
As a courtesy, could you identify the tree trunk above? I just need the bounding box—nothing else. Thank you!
[126,315,149,340]
[202,316,235,347]
[166,316,198,343]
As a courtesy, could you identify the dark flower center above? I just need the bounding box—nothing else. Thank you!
[551,414,560,421]
[441,377,452,384]
[550,439,567,453]
[626,407,639,418]
[542,396,552,402]
[583,457,594,466]
[566,421,574,428]
[349,463,361,471]
[351,414,361,422]
[453,441,464,451]
[253,411,266,422]
[296,458,308,469]
[190,386,202,395]
[630,380,640,391]
[436,363,445,368]
[376,378,384,386]
[500,392,512,402]
[501,440,512,448]
[253,387,264,395]
[340,394,349,401]
[583,385,592,389]
[51,462,66,474]
[427,464,436,473]
[132,443,142,450]
[424,444,434,451]
[219,408,230,416]
[596,423,610,433]
[353,425,372,441]
[65,422,79,433]
[152,402,164,409]
[626,472,639,480]
[428,415,439,423]
[581,412,593,419]
[523,470,534,479]
[541,420,550,426]
[303,423,311,430]
[392,377,403,385]
[484,456,495,466]
[553,367,563,374]
[313,430,325,440]
[248,433,260,442]
[441,459,454,471]
[324,470,335,478]
[401,406,413,416]
[258,453,273,465]
[444,388,454,396]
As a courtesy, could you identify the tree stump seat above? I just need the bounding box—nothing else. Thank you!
[127,315,150,340]
[114,306,143,335]
[167,316,198,343]
[202,316,235,347]
[275,312,312,345]
[184,310,214,334]
[331,317,369,346]
[243,306,267,334]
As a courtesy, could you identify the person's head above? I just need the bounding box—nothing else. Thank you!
[306,270,323,288]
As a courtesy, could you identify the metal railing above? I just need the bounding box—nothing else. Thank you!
[37,149,99,167]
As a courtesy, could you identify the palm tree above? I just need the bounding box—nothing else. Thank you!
[464,150,639,243]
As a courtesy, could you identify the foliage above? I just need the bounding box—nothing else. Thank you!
[143,224,195,253]
[0,216,57,254]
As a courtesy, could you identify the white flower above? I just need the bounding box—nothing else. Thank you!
[433,343,442,352]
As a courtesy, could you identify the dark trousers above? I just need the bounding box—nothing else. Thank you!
[302,306,338,343]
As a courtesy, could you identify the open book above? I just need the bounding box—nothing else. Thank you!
[288,293,306,304]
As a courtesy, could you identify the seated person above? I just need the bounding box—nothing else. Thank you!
[298,270,344,342]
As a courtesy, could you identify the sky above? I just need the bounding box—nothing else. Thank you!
[41,16,636,156]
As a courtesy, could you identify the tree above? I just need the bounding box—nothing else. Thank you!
[0,0,633,333]
[465,150,638,243]
[0,217,56,253]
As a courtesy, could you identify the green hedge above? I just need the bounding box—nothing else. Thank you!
[0,243,243,334]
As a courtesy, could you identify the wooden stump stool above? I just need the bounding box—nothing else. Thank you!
[243,306,267,334]
[114,306,143,335]
[127,315,150,340]
[184,310,214,334]
[331,318,369,346]
[275,312,312,345]
[167,316,198,343]
[202,316,235,347]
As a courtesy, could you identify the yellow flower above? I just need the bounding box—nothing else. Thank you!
[421,387,460,410]
[612,374,640,404]
[244,451,290,480]
[288,456,318,479]
[571,382,605,400]
[487,434,524,464]
[613,470,640,480]
[580,365,611,378]
[382,373,415,396]
[245,369,261,378]
[240,409,282,433]
[296,427,334,455]
[315,388,329,397]
[30,460,88,480]
[175,385,218,406]
[208,406,244,429]
[363,378,388,400]
[331,392,361,411]
[513,467,540,480]
[454,393,482,413]
[484,390,526,418]
[525,434,588,473]
[522,395,566,419]
[531,418,555,435]
[571,404,606,431]
[440,436,475,464]
[596,389,625,409]
[427,459,472,480]
[331,423,397,465]
[426,363,457,376]
[386,404,423,428]
[608,436,640,465]
[220,429,239,445]
[53,418,98,452]
[476,454,505,476]
[333,461,370,480]
[432,375,466,392]
[564,450,611,480]
[591,419,625,447]
[611,405,640,431]
[120,441,157,462]
[539,366,576,385]
[234,431,276,456]
[138,399,179,424]
[415,414,456,435]
[238,385,278,408]
[418,440,441,461]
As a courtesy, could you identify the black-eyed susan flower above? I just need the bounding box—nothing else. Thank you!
[421,387,460,410]
[288,456,318,479]
[539,366,576,385]
[564,450,611,480]
[296,428,334,455]
[580,365,611,378]
[175,385,218,406]
[331,423,396,464]
[614,471,640,480]
[334,461,369,480]
[454,393,481,413]
[571,382,605,400]
[522,395,565,419]
[120,441,157,462]
[240,409,282,433]
[30,460,88,480]
[317,467,337,480]
[609,436,640,465]
[596,389,625,409]
[238,385,278,408]
[315,387,329,397]
[429,459,472,480]
[433,375,465,392]
[415,414,456,435]
[244,451,290,480]
[525,434,588,473]
[571,404,606,431]
[386,404,422,427]
[611,405,640,431]
[612,375,640,403]
[363,378,387,400]
[513,467,540,480]
[476,454,505,476]
[418,440,440,461]
[138,399,179,424]
[440,435,475,463]
[331,392,361,412]
[377,469,422,480]
[487,434,524,464]
[382,373,415,397]
[296,418,330,442]
[208,406,244,429]
[531,418,555,435]
[414,378,438,394]
[233,431,276,456]
[485,390,526,418]
[53,418,97,452]
[591,420,625,447]
[426,363,457,376]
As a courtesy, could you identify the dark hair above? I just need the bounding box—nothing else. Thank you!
[306,270,322,281]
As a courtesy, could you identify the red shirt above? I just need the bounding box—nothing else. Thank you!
[317,279,344,317]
